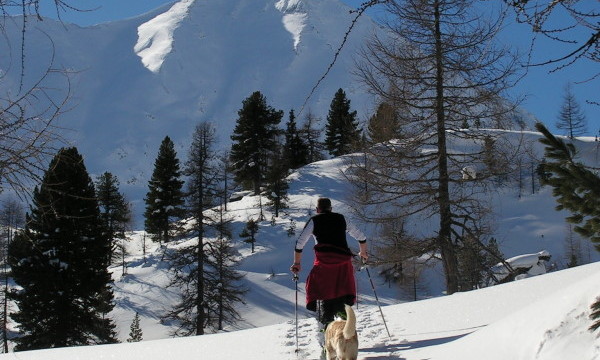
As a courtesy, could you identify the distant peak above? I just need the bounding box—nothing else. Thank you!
[134,0,196,73]
[275,0,305,13]
[275,0,307,51]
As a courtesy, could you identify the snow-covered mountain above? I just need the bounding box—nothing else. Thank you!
[0,0,380,217]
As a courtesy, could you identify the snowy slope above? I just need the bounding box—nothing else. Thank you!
[1,263,598,359]
[2,131,600,358]
[96,132,600,336]
[0,0,380,221]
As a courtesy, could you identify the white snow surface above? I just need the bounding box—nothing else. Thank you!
[134,0,196,72]
[2,136,600,359]
[276,0,308,51]
[2,258,599,359]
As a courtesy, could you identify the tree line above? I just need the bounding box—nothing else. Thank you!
[0,86,364,350]
[143,88,363,336]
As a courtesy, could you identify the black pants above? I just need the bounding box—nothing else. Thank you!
[319,295,354,325]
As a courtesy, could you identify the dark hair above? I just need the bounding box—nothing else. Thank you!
[317,197,332,211]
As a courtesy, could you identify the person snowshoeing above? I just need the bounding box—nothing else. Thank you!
[290,197,368,325]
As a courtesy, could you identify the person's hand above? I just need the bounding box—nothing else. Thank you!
[358,251,368,264]
[290,263,301,274]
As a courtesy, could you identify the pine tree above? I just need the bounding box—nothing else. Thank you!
[264,148,289,218]
[144,136,185,244]
[178,122,219,336]
[300,110,325,163]
[127,313,143,343]
[96,172,131,264]
[282,109,309,170]
[556,83,588,139]
[8,147,116,350]
[239,218,259,253]
[218,152,235,212]
[367,101,400,144]
[324,88,360,157]
[535,122,600,250]
[230,91,284,193]
[205,211,247,331]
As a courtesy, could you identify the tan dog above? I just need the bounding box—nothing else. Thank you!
[324,304,358,360]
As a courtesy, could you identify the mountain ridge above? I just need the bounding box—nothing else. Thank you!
[0,0,380,219]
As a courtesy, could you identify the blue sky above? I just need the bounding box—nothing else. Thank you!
[38,0,598,137]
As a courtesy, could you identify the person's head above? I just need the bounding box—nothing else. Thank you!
[316,197,332,213]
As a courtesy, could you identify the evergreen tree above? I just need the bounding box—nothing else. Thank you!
[564,224,583,268]
[176,122,219,336]
[367,101,400,143]
[324,88,360,157]
[96,172,131,264]
[535,122,600,333]
[127,312,143,343]
[205,209,247,331]
[144,136,185,244]
[556,83,587,139]
[535,123,600,249]
[457,236,504,290]
[8,147,116,350]
[282,109,309,170]
[536,160,551,185]
[218,152,235,212]
[230,91,284,193]
[240,218,259,253]
[264,148,289,218]
[300,110,325,163]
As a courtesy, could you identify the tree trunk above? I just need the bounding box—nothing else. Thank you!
[196,205,205,335]
[434,0,459,294]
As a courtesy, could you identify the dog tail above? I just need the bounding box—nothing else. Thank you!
[343,304,356,340]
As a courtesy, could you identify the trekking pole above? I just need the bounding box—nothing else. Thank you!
[361,260,392,339]
[293,273,299,354]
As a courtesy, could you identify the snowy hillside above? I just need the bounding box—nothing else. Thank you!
[2,129,600,357]
[0,0,381,219]
[0,207,600,360]
[2,263,600,359]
